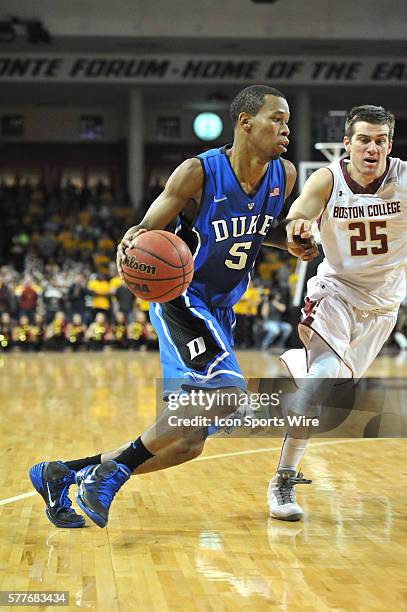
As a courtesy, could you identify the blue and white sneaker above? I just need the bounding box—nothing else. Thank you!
[75,461,131,528]
[29,461,85,528]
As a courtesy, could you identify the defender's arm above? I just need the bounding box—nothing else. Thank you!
[285,167,333,243]
[264,166,333,260]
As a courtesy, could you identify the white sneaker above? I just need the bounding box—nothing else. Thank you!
[267,469,311,521]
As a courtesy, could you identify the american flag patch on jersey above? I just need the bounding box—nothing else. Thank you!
[270,187,280,197]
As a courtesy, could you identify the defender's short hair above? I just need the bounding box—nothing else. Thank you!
[345,105,395,140]
[230,85,286,126]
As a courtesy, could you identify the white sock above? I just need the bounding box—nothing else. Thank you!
[277,434,309,472]
[275,337,343,475]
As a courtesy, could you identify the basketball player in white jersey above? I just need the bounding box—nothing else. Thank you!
[268,104,407,521]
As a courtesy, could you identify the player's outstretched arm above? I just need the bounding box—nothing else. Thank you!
[263,159,317,260]
[285,167,333,259]
[264,166,333,259]
[117,158,203,276]
[286,167,333,225]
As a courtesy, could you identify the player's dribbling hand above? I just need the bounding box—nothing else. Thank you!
[286,219,319,262]
[116,226,147,279]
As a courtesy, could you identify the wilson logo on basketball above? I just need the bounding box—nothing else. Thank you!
[124,255,156,275]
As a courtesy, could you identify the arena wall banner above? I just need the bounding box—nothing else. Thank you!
[0,54,406,85]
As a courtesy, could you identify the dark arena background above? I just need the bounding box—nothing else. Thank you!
[0,1,406,610]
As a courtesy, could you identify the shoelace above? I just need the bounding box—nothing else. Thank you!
[276,479,295,504]
[98,469,129,507]
[50,473,76,514]
[276,471,312,505]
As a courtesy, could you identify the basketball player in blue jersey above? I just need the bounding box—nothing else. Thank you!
[29,85,318,528]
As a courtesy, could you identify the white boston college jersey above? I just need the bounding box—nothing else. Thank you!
[315,157,407,311]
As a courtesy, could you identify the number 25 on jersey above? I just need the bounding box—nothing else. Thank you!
[348,221,388,256]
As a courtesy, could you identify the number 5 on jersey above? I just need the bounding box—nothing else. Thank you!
[225,241,252,270]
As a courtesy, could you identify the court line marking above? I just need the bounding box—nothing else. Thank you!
[0,491,37,506]
[0,438,398,507]
[195,436,396,462]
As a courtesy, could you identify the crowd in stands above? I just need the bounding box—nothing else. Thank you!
[0,261,159,353]
[0,176,137,271]
[0,307,157,352]
[0,259,297,352]
[0,177,406,354]
[0,177,159,352]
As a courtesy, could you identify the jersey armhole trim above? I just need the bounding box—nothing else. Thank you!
[189,156,206,225]
[317,167,334,229]
[281,158,287,206]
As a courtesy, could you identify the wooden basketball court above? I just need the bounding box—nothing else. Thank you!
[1,350,406,611]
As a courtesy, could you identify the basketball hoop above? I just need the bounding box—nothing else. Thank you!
[314,142,345,162]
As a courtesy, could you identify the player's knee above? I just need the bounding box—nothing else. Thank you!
[187,441,204,460]
[308,347,342,379]
[174,437,205,460]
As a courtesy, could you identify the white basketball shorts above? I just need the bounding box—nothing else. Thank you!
[281,277,398,380]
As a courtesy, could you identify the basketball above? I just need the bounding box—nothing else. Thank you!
[121,230,194,302]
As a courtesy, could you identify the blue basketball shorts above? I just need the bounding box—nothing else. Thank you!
[149,296,246,400]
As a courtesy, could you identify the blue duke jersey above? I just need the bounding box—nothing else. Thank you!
[151,145,285,398]
[176,145,286,308]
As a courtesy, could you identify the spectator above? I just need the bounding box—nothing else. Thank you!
[87,273,111,321]
[43,279,65,324]
[86,312,109,351]
[109,262,122,296]
[0,276,15,315]
[233,282,261,348]
[98,232,115,254]
[66,313,87,351]
[30,312,45,352]
[12,315,31,350]
[128,311,147,351]
[127,310,157,351]
[9,234,29,272]
[44,311,67,351]
[261,289,293,351]
[144,318,158,351]
[37,232,58,264]
[114,283,135,322]
[0,312,13,351]
[15,275,41,322]
[136,297,150,315]
[68,273,89,323]
[109,311,128,350]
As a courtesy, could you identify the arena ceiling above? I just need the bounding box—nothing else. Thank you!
[0,0,406,111]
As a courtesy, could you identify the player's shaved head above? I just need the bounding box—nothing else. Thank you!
[230,85,286,126]
[345,105,395,140]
